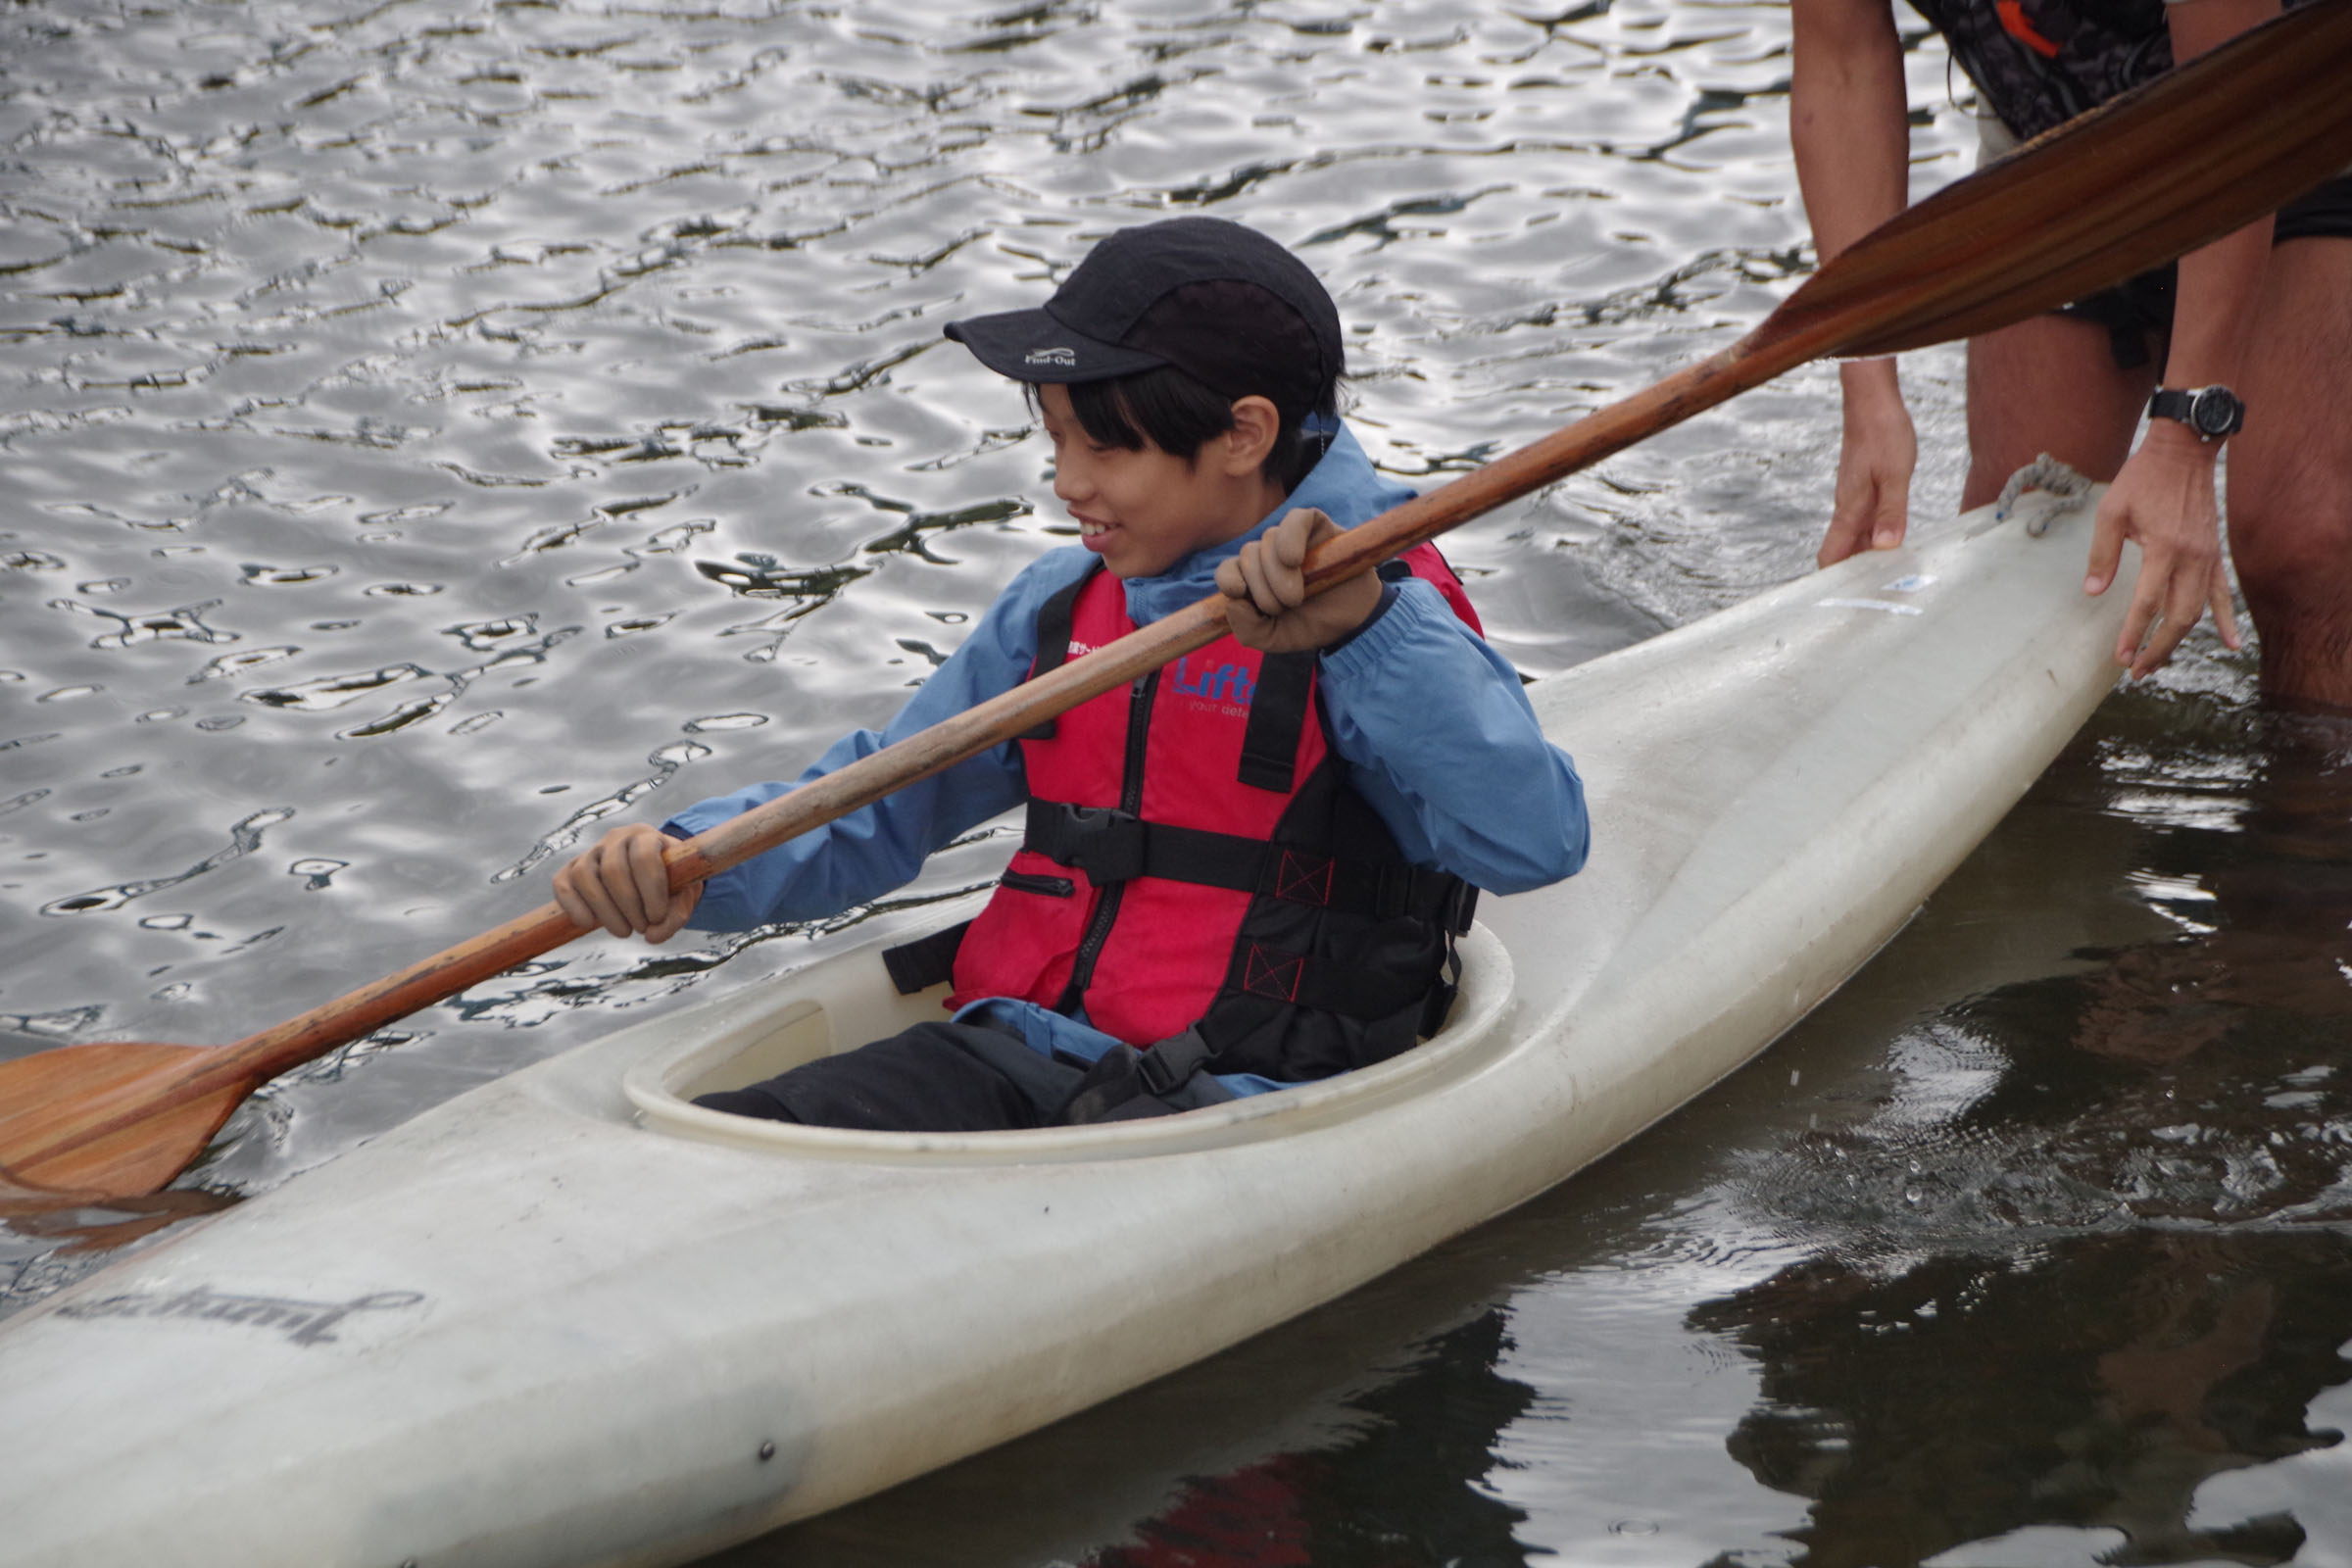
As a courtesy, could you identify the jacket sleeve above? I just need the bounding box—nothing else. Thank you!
[662,552,1090,930]
[1314,578,1589,894]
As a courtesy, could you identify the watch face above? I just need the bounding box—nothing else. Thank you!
[2190,388,2242,437]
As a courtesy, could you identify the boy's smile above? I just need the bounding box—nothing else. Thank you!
[1038,383,1288,579]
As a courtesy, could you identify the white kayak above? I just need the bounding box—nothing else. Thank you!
[0,484,2127,1568]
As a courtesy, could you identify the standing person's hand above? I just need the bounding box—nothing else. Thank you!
[554,822,702,943]
[1817,359,1918,566]
[2083,424,2244,679]
[1217,508,1383,653]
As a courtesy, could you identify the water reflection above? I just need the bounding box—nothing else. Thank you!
[2070,711,2352,1065]
[1695,1233,2352,1568]
[1693,710,2352,1568]
[1087,1314,1535,1568]
[720,1239,1551,1568]
[1956,710,2352,1229]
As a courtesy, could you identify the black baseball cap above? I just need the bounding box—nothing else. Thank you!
[944,217,1344,418]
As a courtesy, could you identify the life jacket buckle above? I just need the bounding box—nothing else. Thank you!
[1133,1026,1214,1096]
[1047,804,1148,885]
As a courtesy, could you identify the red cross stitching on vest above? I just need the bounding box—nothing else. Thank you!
[1274,851,1334,906]
[1243,945,1305,1002]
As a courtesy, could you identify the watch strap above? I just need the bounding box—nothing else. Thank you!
[2147,384,2244,440]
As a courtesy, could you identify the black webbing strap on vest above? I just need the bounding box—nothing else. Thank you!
[1055,1026,1236,1123]
[1017,568,1092,742]
[1018,563,1326,795]
[1235,651,1313,793]
[1235,564,1412,793]
[1229,558,1410,791]
[1021,799,1476,931]
[881,918,971,996]
[1133,1025,1216,1097]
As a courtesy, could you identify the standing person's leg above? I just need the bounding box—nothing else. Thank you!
[2224,236,2352,709]
[1959,311,2159,512]
[1952,98,2160,515]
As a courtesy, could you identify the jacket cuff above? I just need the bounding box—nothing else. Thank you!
[1317,580,1399,658]
[1318,575,1442,680]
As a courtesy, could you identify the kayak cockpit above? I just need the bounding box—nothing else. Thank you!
[621,916,1516,1163]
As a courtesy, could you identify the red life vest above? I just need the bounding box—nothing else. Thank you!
[931,544,1482,1084]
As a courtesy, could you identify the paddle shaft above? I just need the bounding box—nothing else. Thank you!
[11,1,2352,1190]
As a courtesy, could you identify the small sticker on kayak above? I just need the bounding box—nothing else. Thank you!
[53,1281,427,1349]
[1818,597,1923,615]
[1882,574,1936,592]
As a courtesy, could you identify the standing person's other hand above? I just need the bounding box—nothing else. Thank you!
[1817,359,1918,566]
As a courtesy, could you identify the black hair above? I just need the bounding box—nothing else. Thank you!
[1034,365,1339,493]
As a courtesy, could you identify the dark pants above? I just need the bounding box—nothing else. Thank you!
[692,1018,1236,1132]
[2064,174,2352,370]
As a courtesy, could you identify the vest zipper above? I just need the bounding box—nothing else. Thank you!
[1056,670,1156,1011]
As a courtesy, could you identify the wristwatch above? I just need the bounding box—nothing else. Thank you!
[2147,384,2245,441]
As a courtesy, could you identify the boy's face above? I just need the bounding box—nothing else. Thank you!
[1037,383,1271,579]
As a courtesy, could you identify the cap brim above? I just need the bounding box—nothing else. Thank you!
[944,305,1167,383]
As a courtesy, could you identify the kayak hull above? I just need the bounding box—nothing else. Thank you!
[0,488,2126,1567]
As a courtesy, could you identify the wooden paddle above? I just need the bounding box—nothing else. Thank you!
[5,1,2350,1210]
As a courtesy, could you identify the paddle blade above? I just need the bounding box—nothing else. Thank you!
[0,1041,251,1208]
[1769,0,2352,361]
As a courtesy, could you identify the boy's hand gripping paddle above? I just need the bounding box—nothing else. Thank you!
[5,0,2350,1209]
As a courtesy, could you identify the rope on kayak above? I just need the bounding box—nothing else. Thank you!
[1993,453,2095,535]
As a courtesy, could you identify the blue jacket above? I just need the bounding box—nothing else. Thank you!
[665,424,1589,1092]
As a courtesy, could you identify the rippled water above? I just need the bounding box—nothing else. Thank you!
[4,1,2347,1564]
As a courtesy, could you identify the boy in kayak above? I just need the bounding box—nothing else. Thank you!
[552,217,1588,1129]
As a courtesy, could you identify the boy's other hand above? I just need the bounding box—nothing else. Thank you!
[553,822,701,943]
[1217,507,1381,653]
